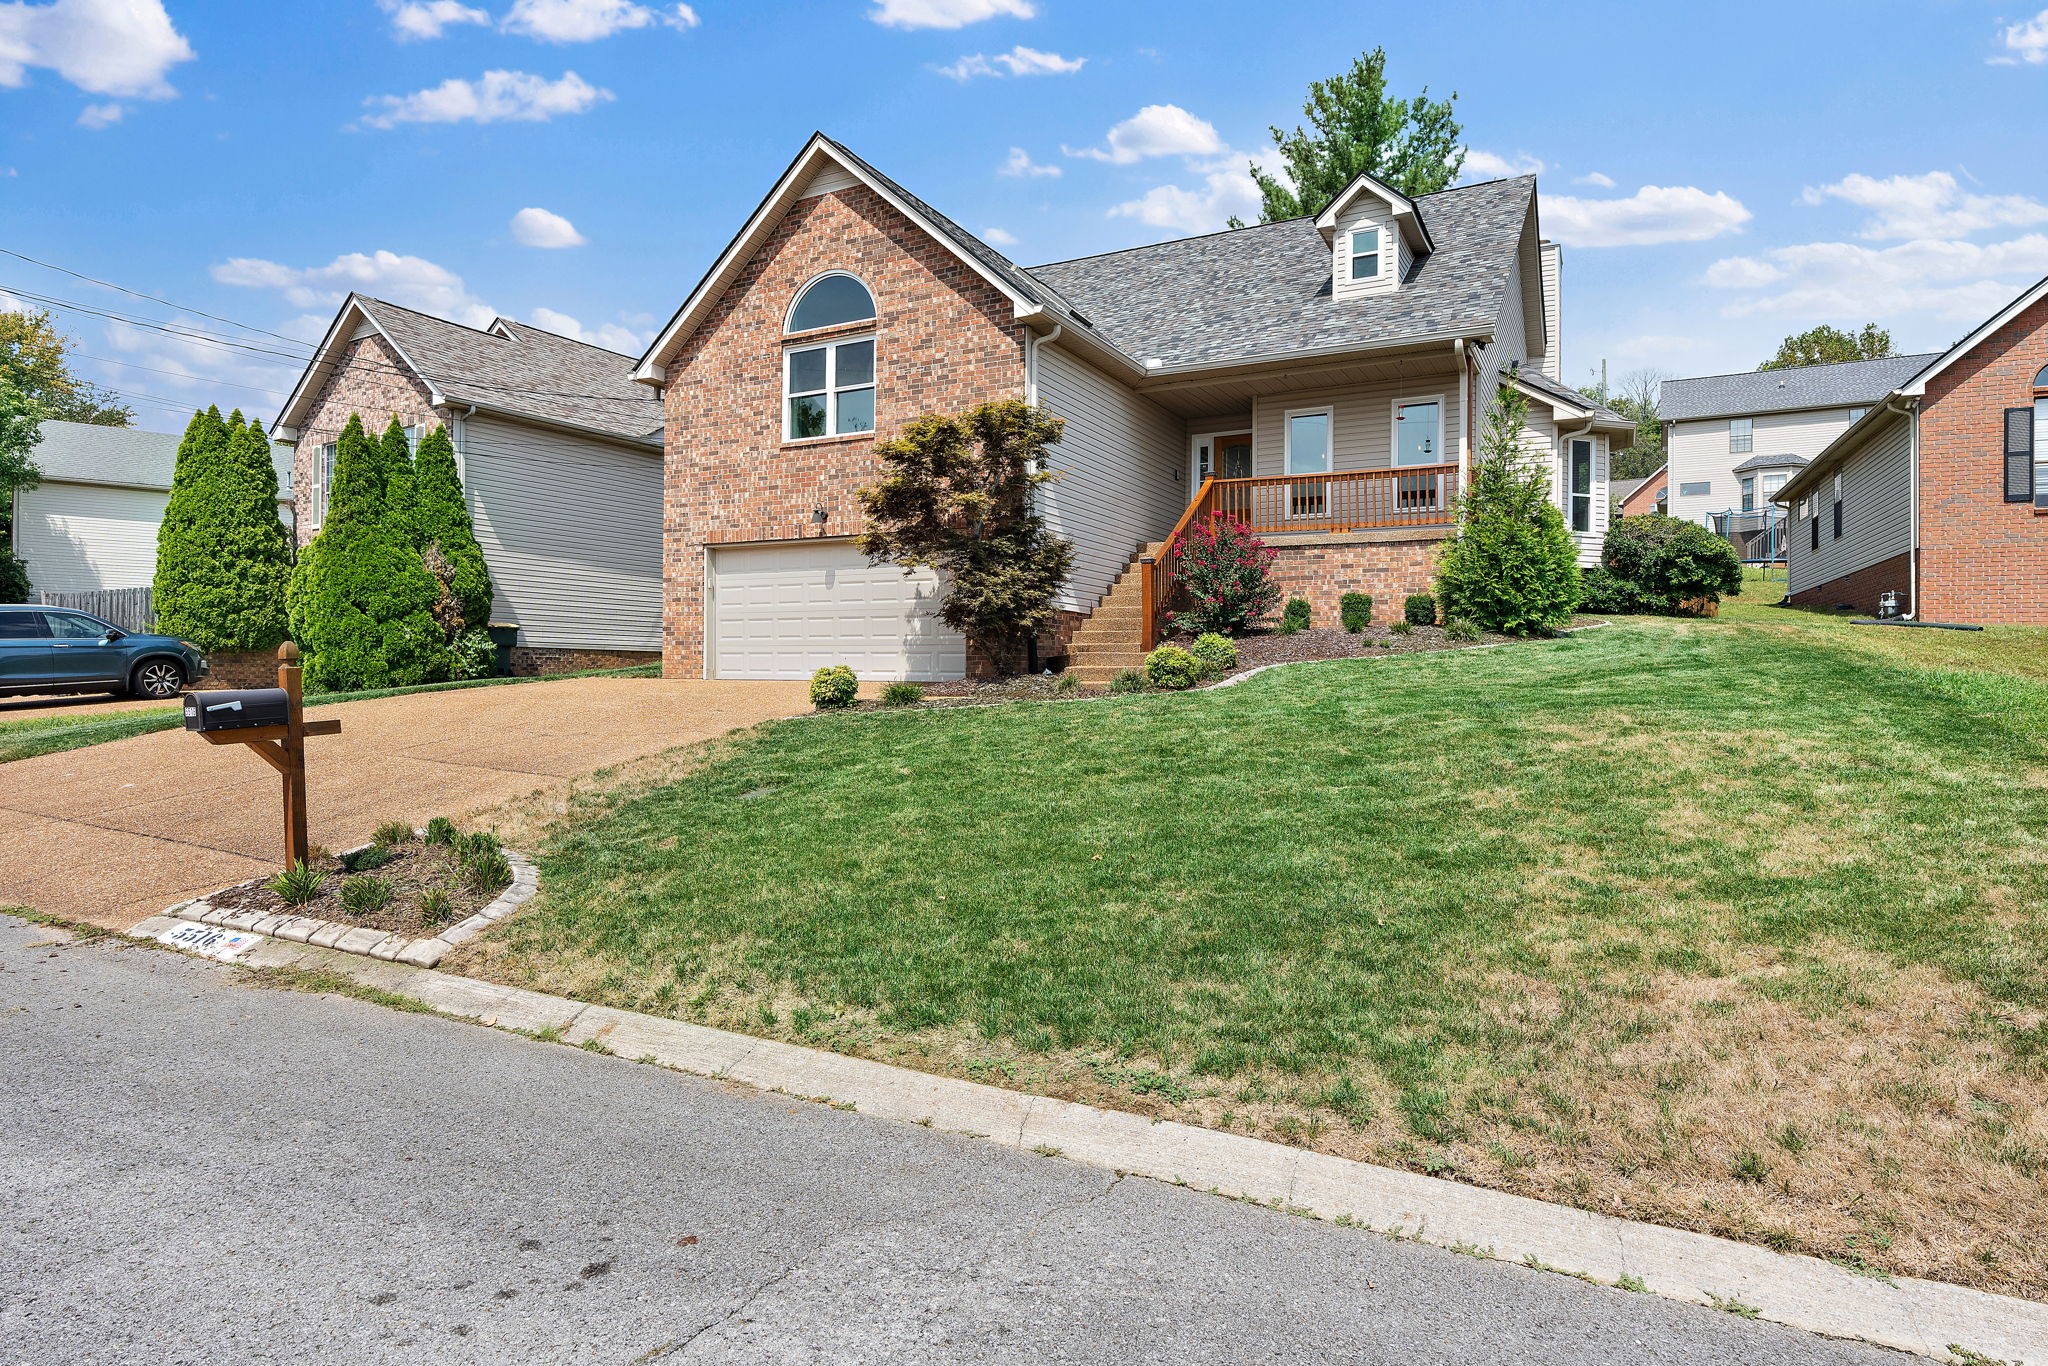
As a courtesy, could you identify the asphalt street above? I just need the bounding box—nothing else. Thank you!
[0,915,1909,1365]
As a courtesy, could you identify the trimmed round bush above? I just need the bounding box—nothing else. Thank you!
[810,665,859,709]
[1599,515,1742,614]
[1143,644,1202,691]
[1403,593,1437,626]
[1575,567,1643,614]
[1188,632,1238,675]
[1278,597,1311,634]
[1340,592,1373,632]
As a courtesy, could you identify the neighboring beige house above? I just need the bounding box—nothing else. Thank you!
[1658,354,1938,531]
[12,420,291,596]
[631,134,1632,682]
[270,297,667,674]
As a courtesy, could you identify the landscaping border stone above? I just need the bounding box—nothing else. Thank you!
[162,839,537,969]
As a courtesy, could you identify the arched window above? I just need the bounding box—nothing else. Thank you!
[2033,362,2048,389]
[787,273,875,333]
[783,274,876,440]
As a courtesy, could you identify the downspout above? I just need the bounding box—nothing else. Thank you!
[1895,394,1919,620]
[453,403,478,480]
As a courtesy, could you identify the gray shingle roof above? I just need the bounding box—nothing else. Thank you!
[1732,452,1808,474]
[30,419,291,495]
[1656,353,1940,422]
[1510,366,1630,424]
[1023,176,1535,371]
[358,298,662,444]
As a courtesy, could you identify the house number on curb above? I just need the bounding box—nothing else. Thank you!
[157,922,264,961]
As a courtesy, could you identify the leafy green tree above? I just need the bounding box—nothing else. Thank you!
[1434,386,1581,635]
[1237,47,1463,226]
[286,413,447,690]
[1580,368,1668,480]
[154,407,293,652]
[411,424,492,631]
[857,399,1074,673]
[0,308,133,426]
[1758,324,1893,371]
[0,379,42,601]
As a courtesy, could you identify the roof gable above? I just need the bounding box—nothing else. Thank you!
[1312,170,1433,253]
[1900,270,2048,397]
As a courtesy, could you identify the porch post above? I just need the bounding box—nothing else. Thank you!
[1139,554,1157,649]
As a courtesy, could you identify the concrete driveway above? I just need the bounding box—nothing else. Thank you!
[0,677,812,931]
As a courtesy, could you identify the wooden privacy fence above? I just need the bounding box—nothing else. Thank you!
[36,586,156,633]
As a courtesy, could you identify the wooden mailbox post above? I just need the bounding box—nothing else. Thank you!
[190,642,342,869]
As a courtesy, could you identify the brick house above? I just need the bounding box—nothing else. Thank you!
[1612,465,1666,518]
[1774,273,2048,623]
[271,296,666,674]
[634,135,1632,682]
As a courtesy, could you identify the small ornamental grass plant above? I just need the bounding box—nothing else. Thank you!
[1143,644,1203,691]
[1165,516,1280,636]
[880,681,924,707]
[1189,632,1239,676]
[810,665,859,710]
[1340,592,1373,632]
[266,861,326,906]
[1445,617,1482,643]
[1107,668,1146,695]
[339,874,395,916]
[423,816,457,846]
[372,819,414,847]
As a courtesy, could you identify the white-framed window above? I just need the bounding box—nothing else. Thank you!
[2036,395,2048,510]
[785,272,877,334]
[1568,438,1595,532]
[1847,407,1867,423]
[1284,406,1333,475]
[784,337,876,440]
[1729,417,1753,454]
[1740,476,1756,512]
[1350,227,1381,281]
[404,422,426,450]
[309,440,338,529]
[1392,396,1444,467]
[1763,472,1787,500]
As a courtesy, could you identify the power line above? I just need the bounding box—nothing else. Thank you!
[0,245,315,347]
[71,351,290,398]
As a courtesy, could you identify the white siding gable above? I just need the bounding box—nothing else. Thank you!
[796,164,860,199]
[1331,194,1406,302]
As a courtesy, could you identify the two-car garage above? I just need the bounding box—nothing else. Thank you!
[706,540,965,681]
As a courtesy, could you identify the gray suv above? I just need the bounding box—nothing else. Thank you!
[0,605,208,700]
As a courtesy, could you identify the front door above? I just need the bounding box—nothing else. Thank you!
[1192,432,1253,485]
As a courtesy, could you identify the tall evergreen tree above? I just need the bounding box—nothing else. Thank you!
[286,413,447,690]
[1434,386,1581,635]
[378,416,418,545]
[411,425,493,631]
[154,407,292,651]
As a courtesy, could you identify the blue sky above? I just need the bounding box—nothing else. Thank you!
[4,0,2048,432]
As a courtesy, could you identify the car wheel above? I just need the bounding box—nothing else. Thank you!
[132,659,185,700]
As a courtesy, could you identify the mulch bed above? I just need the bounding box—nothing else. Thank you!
[208,839,502,939]
[835,618,1601,712]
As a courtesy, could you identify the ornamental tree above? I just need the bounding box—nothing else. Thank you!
[1433,385,1581,635]
[856,399,1074,672]
[286,413,447,690]
[154,407,293,652]
[0,378,42,602]
[1165,516,1280,636]
[411,424,492,632]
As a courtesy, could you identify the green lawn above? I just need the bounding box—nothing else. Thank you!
[459,608,2048,1296]
[0,663,661,765]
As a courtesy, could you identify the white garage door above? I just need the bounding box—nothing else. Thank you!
[708,541,966,682]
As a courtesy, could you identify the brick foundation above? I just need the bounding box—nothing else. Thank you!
[1262,530,1452,629]
[508,647,661,677]
[1783,551,1913,616]
[197,649,286,690]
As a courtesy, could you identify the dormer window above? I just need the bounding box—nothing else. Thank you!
[1350,228,1381,281]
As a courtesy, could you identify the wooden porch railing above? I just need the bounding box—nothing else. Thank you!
[1141,463,1461,647]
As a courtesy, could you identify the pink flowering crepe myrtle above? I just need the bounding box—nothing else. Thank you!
[1164,513,1282,636]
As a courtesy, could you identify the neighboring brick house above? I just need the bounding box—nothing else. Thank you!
[1774,272,2048,623]
[271,296,666,674]
[633,134,1631,682]
[1612,465,1666,518]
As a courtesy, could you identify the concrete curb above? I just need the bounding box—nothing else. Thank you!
[161,841,537,970]
[120,921,2045,1365]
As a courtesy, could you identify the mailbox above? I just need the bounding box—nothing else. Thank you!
[183,687,291,733]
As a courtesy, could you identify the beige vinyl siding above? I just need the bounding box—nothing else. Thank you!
[1250,368,1463,477]
[458,414,663,652]
[1537,242,1561,380]
[1667,407,1859,527]
[1035,343,1187,613]
[1471,249,1529,437]
[1330,196,1407,302]
[1514,406,1605,567]
[13,482,166,593]
[1784,415,1912,597]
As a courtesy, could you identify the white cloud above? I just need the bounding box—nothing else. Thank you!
[1993,7,2048,63]
[0,0,193,98]
[982,226,1018,247]
[1574,171,1615,189]
[509,205,586,247]
[1065,104,1223,165]
[358,69,611,127]
[1461,149,1544,180]
[1000,145,1059,178]
[212,249,497,329]
[1800,170,2048,240]
[75,99,120,127]
[1704,234,2048,321]
[869,0,1032,28]
[1543,185,1751,247]
[1109,167,1260,235]
[101,314,291,406]
[502,0,696,42]
[379,0,489,40]
[527,306,645,352]
[938,44,1082,80]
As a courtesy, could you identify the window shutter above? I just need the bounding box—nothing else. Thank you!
[2005,407,2034,504]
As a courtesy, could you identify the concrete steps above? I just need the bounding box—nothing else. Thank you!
[1062,540,1166,685]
